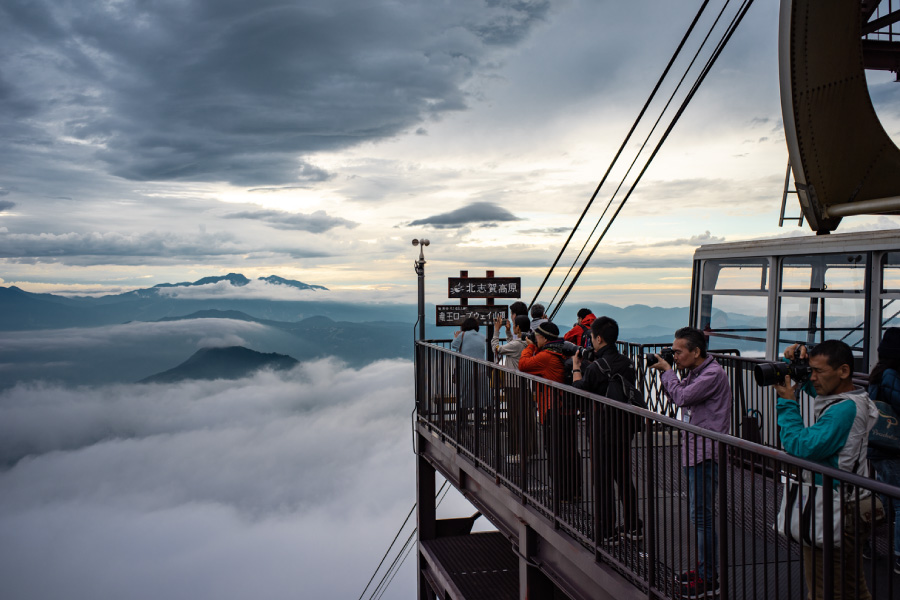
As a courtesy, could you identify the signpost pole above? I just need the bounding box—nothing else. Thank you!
[485,270,494,362]
[412,239,429,341]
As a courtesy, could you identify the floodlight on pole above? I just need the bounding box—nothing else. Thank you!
[412,239,430,340]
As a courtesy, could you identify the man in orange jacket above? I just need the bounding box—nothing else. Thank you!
[518,321,581,502]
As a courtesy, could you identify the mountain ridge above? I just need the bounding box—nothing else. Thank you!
[139,346,299,383]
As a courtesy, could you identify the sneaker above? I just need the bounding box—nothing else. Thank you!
[862,541,872,561]
[601,525,626,544]
[678,569,700,584]
[623,523,644,542]
[680,574,719,598]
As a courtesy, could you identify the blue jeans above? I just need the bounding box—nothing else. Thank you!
[872,458,900,557]
[685,460,718,580]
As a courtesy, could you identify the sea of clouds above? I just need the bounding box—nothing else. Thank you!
[0,358,445,599]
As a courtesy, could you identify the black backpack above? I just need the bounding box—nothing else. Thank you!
[595,357,647,411]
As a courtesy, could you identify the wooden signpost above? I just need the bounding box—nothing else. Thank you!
[438,270,522,361]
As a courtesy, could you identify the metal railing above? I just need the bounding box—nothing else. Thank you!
[414,341,900,600]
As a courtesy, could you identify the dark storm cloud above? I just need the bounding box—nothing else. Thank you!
[0,200,14,212]
[0,0,550,187]
[222,209,357,233]
[408,201,522,228]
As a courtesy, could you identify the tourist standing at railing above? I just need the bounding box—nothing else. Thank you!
[451,317,486,424]
[493,314,536,460]
[563,308,596,347]
[571,316,642,542]
[867,327,900,574]
[509,300,528,322]
[649,326,731,599]
[529,303,548,333]
[491,314,530,370]
[451,317,486,360]
[518,321,581,502]
[773,340,877,600]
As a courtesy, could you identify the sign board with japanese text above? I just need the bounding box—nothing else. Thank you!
[435,305,508,327]
[447,277,521,299]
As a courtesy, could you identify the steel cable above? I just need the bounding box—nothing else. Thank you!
[551,0,756,316]
[546,0,735,315]
[529,0,712,310]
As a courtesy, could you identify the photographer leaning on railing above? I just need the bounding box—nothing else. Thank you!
[772,340,879,600]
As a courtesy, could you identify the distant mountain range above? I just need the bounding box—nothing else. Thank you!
[0,273,413,331]
[143,273,327,294]
[140,346,298,383]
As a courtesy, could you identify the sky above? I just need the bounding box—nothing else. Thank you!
[1,0,899,310]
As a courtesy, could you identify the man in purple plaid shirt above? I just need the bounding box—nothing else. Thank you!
[649,326,732,598]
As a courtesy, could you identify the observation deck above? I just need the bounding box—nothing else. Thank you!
[413,341,900,600]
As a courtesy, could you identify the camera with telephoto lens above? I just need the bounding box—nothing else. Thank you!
[645,348,675,367]
[576,346,596,362]
[753,355,813,387]
[559,341,596,361]
[526,330,536,345]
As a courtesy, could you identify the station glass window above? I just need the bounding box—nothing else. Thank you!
[702,294,767,357]
[882,252,900,341]
[778,296,866,357]
[884,252,900,292]
[699,259,769,357]
[782,253,866,292]
[702,259,768,291]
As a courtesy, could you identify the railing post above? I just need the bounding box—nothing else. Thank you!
[822,474,834,600]
[473,362,481,459]
[520,377,529,497]
[455,354,462,443]
[717,440,729,599]
[645,415,657,591]
[591,399,601,551]
[493,364,501,475]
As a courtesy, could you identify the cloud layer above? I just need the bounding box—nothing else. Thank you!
[0,359,421,599]
[408,201,523,228]
[1,0,549,187]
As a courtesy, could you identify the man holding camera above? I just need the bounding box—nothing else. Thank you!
[772,340,876,600]
[493,313,536,459]
[572,316,642,541]
[648,326,731,598]
[519,321,581,502]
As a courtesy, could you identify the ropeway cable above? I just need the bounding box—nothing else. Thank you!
[553,0,756,315]
[367,483,452,600]
[356,480,448,600]
[370,485,452,600]
[551,0,756,317]
[545,0,738,316]
[528,0,712,310]
[545,0,734,315]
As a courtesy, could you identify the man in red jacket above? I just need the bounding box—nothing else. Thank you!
[519,321,581,502]
[564,308,596,348]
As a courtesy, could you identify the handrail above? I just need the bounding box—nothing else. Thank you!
[419,340,887,495]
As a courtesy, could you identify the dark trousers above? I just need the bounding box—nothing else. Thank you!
[599,429,640,535]
[505,386,537,456]
[544,408,582,502]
